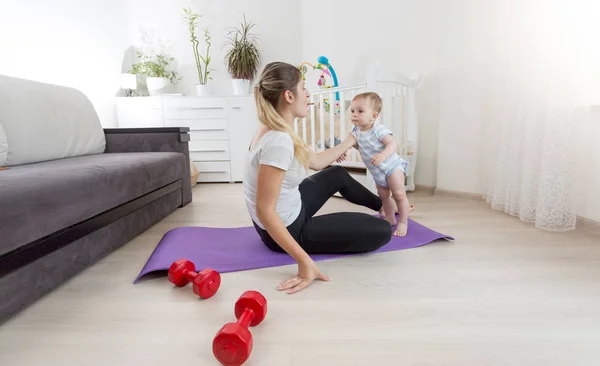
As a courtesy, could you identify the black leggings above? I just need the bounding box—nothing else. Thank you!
[253,166,393,254]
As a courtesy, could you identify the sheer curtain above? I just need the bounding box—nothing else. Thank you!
[478,1,599,231]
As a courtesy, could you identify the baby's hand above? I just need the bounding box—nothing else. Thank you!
[371,153,386,166]
[336,152,347,163]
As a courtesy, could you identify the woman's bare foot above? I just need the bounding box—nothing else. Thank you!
[394,222,408,236]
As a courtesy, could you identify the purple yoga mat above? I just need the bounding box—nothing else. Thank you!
[134,218,453,283]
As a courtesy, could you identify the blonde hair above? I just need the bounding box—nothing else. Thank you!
[254,62,310,168]
[353,92,383,114]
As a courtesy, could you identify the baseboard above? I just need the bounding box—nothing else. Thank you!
[413,185,436,195]
[433,188,485,201]
[433,188,600,234]
[577,216,600,234]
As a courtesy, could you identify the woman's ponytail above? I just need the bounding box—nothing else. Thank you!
[254,63,310,168]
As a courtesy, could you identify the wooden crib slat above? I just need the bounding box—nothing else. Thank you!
[394,85,401,155]
[302,117,307,143]
[350,88,357,163]
[310,95,315,151]
[329,91,335,151]
[339,90,345,143]
[403,86,408,155]
[319,94,325,152]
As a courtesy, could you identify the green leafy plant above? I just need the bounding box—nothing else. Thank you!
[223,14,261,81]
[182,6,213,85]
[129,51,180,84]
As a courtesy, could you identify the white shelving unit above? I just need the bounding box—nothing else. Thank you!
[115,95,259,183]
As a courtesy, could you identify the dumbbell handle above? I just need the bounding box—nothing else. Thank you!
[182,269,198,281]
[237,308,255,329]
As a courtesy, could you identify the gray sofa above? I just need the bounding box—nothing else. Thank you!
[0,75,192,324]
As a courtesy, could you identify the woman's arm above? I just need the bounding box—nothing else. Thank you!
[255,164,312,264]
[309,133,357,171]
[255,163,330,294]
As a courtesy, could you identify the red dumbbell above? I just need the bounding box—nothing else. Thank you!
[167,259,221,299]
[212,290,268,366]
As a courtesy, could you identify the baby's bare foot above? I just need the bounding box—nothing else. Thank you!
[379,207,386,218]
[385,212,397,226]
[393,222,408,236]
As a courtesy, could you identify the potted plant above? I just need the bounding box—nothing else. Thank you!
[129,50,180,96]
[223,14,261,95]
[182,6,213,96]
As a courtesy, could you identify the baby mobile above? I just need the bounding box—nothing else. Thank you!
[298,56,341,115]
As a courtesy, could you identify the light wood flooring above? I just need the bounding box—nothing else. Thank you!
[1,183,599,365]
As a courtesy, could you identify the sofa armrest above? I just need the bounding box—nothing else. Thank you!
[103,127,192,206]
[103,127,190,147]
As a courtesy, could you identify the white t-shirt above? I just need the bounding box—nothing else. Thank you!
[243,130,306,229]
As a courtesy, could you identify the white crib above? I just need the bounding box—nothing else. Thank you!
[294,62,420,193]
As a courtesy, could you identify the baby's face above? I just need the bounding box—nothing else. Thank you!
[350,98,378,130]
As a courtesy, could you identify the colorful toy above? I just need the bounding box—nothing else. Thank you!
[317,56,339,98]
[298,56,341,114]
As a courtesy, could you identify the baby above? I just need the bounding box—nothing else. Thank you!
[346,92,412,236]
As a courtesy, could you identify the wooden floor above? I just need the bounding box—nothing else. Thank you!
[1,183,599,365]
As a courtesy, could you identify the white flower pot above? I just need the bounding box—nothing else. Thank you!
[231,79,251,95]
[196,84,211,96]
[146,77,169,96]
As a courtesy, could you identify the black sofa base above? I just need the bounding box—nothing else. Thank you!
[0,184,184,324]
[0,180,182,278]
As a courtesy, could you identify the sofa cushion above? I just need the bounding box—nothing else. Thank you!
[0,152,185,257]
[0,74,106,167]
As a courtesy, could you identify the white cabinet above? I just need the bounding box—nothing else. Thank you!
[115,95,259,183]
[228,97,258,182]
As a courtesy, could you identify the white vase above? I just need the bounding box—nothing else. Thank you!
[196,84,211,96]
[231,79,251,95]
[146,77,169,96]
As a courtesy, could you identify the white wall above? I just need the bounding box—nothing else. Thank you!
[301,0,442,188]
[0,0,302,127]
[434,0,600,222]
[3,1,598,222]
[126,0,303,97]
[575,107,600,222]
[435,0,493,194]
[302,0,600,222]
[0,0,130,128]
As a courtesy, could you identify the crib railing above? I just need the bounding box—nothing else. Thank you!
[373,79,419,191]
[294,66,419,192]
[294,83,368,168]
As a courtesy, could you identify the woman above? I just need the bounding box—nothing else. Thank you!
[243,61,392,294]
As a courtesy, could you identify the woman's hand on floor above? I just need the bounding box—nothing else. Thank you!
[277,259,330,294]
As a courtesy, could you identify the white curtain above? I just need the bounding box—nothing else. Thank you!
[477,0,599,231]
